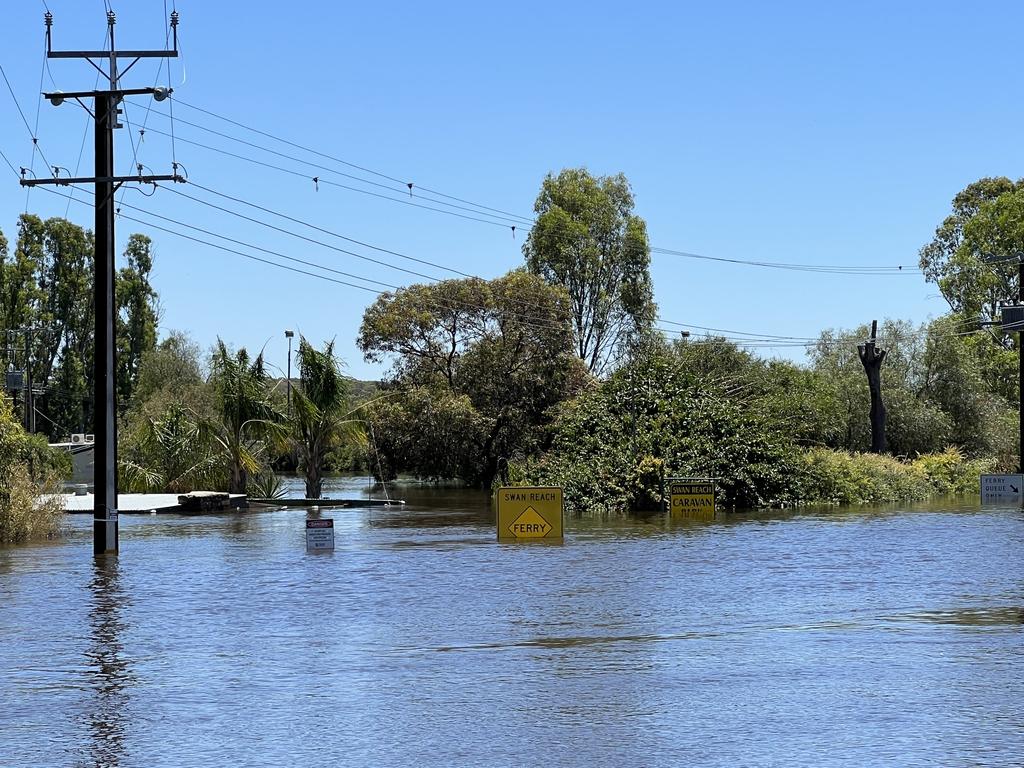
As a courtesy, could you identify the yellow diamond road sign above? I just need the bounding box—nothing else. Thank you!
[497,487,563,541]
[509,507,550,538]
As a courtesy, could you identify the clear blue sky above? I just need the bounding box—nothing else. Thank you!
[2,1,1021,380]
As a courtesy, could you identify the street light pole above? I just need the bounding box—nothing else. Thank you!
[1018,260,1023,473]
[285,330,294,417]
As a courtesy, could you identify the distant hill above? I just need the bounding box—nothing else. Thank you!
[269,377,380,403]
[347,378,380,402]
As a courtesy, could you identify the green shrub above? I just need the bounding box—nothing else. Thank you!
[790,446,992,506]
[0,464,65,544]
[249,471,287,500]
[510,338,803,514]
[0,395,66,544]
[911,447,996,496]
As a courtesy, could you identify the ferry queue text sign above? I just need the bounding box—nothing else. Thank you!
[668,479,716,518]
[980,474,1024,505]
[496,487,563,541]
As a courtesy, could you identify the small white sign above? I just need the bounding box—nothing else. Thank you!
[305,518,335,551]
[980,474,1024,505]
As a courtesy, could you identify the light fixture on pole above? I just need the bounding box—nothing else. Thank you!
[285,330,294,416]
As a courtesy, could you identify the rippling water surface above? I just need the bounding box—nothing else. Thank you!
[2,479,1023,767]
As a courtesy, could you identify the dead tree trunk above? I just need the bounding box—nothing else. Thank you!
[858,320,887,453]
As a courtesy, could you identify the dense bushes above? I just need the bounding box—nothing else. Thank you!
[792,447,993,506]
[0,396,66,544]
[508,335,1006,515]
[510,338,804,514]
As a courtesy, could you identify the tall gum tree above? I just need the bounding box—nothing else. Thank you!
[524,168,656,375]
[0,216,158,439]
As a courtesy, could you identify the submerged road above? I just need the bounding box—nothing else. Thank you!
[2,481,1022,766]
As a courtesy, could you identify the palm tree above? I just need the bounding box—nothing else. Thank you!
[208,340,285,494]
[120,403,224,493]
[291,337,355,498]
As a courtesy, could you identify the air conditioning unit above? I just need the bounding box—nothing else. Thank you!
[85,434,95,443]
[71,433,86,444]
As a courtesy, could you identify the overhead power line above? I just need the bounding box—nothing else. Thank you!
[178,180,475,278]
[34,184,976,352]
[650,247,920,275]
[0,60,52,174]
[44,182,817,345]
[133,96,926,275]
[0,146,21,177]
[129,106,531,225]
[134,122,521,228]
[44,185,577,335]
[167,96,535,224]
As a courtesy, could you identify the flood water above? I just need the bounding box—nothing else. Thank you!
[2,479,1023,766]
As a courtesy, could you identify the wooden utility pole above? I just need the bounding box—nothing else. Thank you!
[858,320,887,454]
[20,10,182,555]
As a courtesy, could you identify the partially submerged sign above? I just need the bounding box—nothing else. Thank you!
[668,478,716,518]
[496,487,563,541]
[980,474,1024,505]
[305,518,335,551]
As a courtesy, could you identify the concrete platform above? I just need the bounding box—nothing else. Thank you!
[59,493,248,514]
[250,497,404,507]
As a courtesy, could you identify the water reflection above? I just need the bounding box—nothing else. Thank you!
[888,606,1024,628]
[83,555,133,768]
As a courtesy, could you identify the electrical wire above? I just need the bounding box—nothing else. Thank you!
[148,96,927,275]
[63,25,110,217]
[131,105,531,226]
[27,184,991,354]
[0,60,52,176]
[46,185,576,335]
[168,96,535,224]
[0,146,21,178]
[162,184,448,283]
[26,35,49,212]
[163,179,952,346]
[650,246,919,275]
[180,180,474,277]
[135,123,519,228]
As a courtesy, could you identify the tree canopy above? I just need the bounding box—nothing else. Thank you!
[358,271,586,486]
[0,214,158,440]
[919,177,1024,323]
[524,168,656,375]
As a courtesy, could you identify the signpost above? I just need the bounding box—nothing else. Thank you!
[667,478,717,519]
[305,518,335,551]
[980,474,1024,505]
[496,487,563,541]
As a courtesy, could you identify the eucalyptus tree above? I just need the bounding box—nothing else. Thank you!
[1,214,158,439]
[919,176,1024,324]
[291,336,353,499]
[524,168,656,375]
[116,234,159,406]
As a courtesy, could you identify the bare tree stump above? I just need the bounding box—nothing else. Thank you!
[858,320,887,454]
